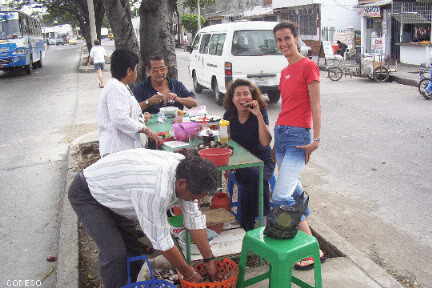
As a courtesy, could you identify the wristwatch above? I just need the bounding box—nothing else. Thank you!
[144,99,150,105]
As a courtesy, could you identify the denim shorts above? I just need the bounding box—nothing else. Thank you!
[94,62,104,71]
[272,125,312,220]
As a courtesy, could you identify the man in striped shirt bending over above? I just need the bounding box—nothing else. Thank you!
[68,148,219,287]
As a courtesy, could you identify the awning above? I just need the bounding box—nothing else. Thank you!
[356,0,392,7]
[392,12,431,24]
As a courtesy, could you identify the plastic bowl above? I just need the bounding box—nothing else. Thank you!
[160,106,178,116]
[198,148,233,167]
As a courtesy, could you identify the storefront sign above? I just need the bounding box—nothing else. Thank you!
[361,7,381,17]
[322,41,334,57]
[371,37,384,52]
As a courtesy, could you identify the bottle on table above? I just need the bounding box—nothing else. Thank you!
[219,119,230,144]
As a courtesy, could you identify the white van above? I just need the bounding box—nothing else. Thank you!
[187,21,308,105]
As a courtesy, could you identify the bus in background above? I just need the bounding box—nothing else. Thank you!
[0,10,45,74]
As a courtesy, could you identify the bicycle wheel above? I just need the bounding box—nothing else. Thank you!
[373,66,389,82]
[328,67,343,81]
[418,78,432,100]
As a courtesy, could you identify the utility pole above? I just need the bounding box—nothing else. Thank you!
[197,0,201,31]
[87,0,97,44]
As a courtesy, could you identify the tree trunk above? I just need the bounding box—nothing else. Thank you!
[95,0,105,41]
[139,0,177,80]
[102,0,139,55]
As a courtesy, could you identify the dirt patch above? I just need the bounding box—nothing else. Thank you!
[79,223,101,288]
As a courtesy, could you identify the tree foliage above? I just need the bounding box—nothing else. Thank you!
[179,0,215,10]
[181,14,205,35]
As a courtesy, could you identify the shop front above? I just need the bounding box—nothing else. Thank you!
[358,0,392,59]
[392,0,432,65]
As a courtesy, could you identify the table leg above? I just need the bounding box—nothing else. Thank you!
[258,166,264,226]
[186,231,191,264]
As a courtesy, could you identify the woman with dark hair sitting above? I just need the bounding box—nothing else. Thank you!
[97,49,161,157]
[223,79,275,231]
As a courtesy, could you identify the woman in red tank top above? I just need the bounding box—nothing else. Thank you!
[272,22,324,270]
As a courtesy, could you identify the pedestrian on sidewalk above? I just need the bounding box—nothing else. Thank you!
[132,55,197,114]
[222,79,275,231]
[89,39,106,88]
[272,22,324,270]
[97,49,161,157]
[68,148,221,288]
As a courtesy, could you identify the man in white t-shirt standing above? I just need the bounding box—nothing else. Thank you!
[89,39,106,88]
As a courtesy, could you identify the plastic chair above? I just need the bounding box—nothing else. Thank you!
[121,255,176,288]
[226,171,276,220]
[237,227,323,288]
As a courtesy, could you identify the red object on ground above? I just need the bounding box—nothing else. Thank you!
[198,148,232,167]
[211,192,231,211]
[46,256,57,262]
[180,258,238,288]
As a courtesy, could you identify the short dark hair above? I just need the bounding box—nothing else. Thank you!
[147,55,165,68]
[273,22,299,38]
[110,49,139,80]
[223,79,267,115]
[94,39,100,46]
[176,150,217,196]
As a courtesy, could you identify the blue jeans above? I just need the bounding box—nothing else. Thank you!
[273,125,312,220]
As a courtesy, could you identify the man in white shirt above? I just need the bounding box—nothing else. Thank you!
[68,149,219,288]
[97,49,161,157]
[89,39,107,88]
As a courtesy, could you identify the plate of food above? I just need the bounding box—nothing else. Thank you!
[189,115,221,123]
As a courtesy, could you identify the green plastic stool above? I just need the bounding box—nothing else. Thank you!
[237,227,323,288]
[168,215,192,264]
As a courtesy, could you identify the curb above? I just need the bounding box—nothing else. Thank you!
[311,219,404,288]
[390,75,418,87]
[56,143,79,288]
[56,133,99,288]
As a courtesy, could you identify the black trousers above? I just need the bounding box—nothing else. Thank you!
[68,172,147,288]
[235,167,271,231]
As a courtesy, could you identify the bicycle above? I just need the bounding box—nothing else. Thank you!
[417,64,432,100]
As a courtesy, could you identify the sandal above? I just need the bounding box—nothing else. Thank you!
[294,254,326,271]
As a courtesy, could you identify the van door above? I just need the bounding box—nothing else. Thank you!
[189,33,202,78]
[229,30,286,91]
[197,33,211,88]
[206,33,227,102]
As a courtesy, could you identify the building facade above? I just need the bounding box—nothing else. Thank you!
[272,0,361,56]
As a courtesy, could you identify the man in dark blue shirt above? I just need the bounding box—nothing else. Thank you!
[133,55,198,114]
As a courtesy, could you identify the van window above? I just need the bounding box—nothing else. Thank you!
[208,33,226,56]
[231,30,280,56]
[191,34,201,50]
[199,34,211,54]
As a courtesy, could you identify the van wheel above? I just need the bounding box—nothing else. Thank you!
[192,72,203,93]
[268,91,280,104]
[26,55,33,74]
[38,52,43,68]
[212,79,223,106]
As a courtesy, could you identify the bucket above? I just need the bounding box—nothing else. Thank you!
[180,258,238,288]
[198,148,232,167]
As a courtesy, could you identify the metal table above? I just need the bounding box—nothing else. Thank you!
[147,115,265,262]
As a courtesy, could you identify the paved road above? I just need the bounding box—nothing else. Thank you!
[0,45,81,286]
[176,50,432,287]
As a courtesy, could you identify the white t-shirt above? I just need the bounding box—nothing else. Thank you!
[90,45,106,64]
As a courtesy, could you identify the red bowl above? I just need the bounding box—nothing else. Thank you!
[198,148,233,167]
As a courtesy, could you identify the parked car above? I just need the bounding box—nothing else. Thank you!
[187,21,311,105]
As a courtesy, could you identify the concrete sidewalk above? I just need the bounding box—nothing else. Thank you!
[390,63,420,87]
[56,47,405,288]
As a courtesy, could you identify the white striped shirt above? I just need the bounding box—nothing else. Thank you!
[97,78,146,156]
[83,148,207,251]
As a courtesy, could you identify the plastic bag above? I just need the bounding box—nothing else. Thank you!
[264,192,309,239]
[172,122,201,141]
